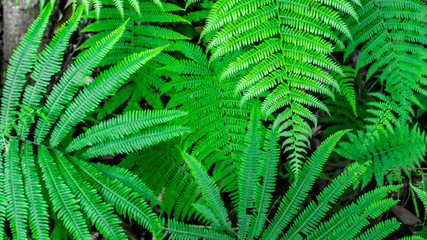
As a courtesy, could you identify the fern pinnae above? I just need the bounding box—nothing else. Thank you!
[411,184,427,216]
[354,219,401,240]
[282,163,366,239]
[335,199,399,239]
[247,129,279,239]
[181,151,232,231]
[68,156,161,237]
[38,147,90,240]
[67,110,186,152]
[306,185,401,240]
[20,142,50,239]
[5,138,29,240]
[18,6,83,139]
[49,47,164,147]
[95,83,134,120]
[53,152,127,240]
[237,104,263,239]
[34,20,128,143]
[261,130,350,240]
[93,163,160,205]
[0,3,52,135]
[81,125,190,158]
[203,0,353,177]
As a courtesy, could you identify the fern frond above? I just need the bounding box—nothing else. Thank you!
[20,142,49,239]
[181,151,231,231]
[354,219,401,240]
[81,125,190,158]
[237,103,263,238]
[336,124,427,187]
[5,139,29,239]
[53,152,127,240]
[69,156,161,237]
[411,185,427,218]
[201,0,355,177]
[18,6,83,139]
[67,109,186,152]
[261,130,349,240]
[94,83,134,120]
[93,163,160,205]
[38,147,90,240]
[306,185,401,239]
[345,0,427,122]
[331,66,358,116]
[165,43,254,192]
[34,20,127,143]
[81,2,188,67]
[0,3,52,135]
[247,128,279,239]
[283,162,366,239]
[50,47,164,147]
[118,142,201,220]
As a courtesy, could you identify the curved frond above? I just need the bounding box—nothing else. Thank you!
[38,147,90,240]
[201,0,354,178]
[0,3,52,135]
[69,156,161,237]
[345,0,427,122]
[50,47,164,147]
[33,19,127,143]
[5,139,28,239]
[18,6,83,138]
[67,109,186,152]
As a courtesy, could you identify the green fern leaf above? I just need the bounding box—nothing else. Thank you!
[181,150,232,231]
[163,218,234,240]
[247,129,280,239]
[81,125,190,158]
[345,0,427,122]
[33,19,128,143]
[50,47,164,147]
[261,130,350,240]
[69,156,161,237]
[20,142,49,239]
[53,152,127,240]
[237,103,263,238]
[93,163,160,205]
[201,0,356,178]
[38,147,90,240]
[0,3,52,135]
[67,109,186,152]
[282,162,367,239]
[18,5,83,139]
[5,139,29,239]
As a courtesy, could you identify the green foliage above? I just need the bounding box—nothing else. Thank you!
[201,0,355,178]
[5,0,427,239]
[336,124,427,187]
[164,42,255,193]
[0,4,188,239]
[165,122,402,240]
[345,0,427,122]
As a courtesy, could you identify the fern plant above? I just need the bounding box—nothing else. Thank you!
[199,0,358,178]
[344,0,427,123]
[162,107,403,240]
[0,4,189,239]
